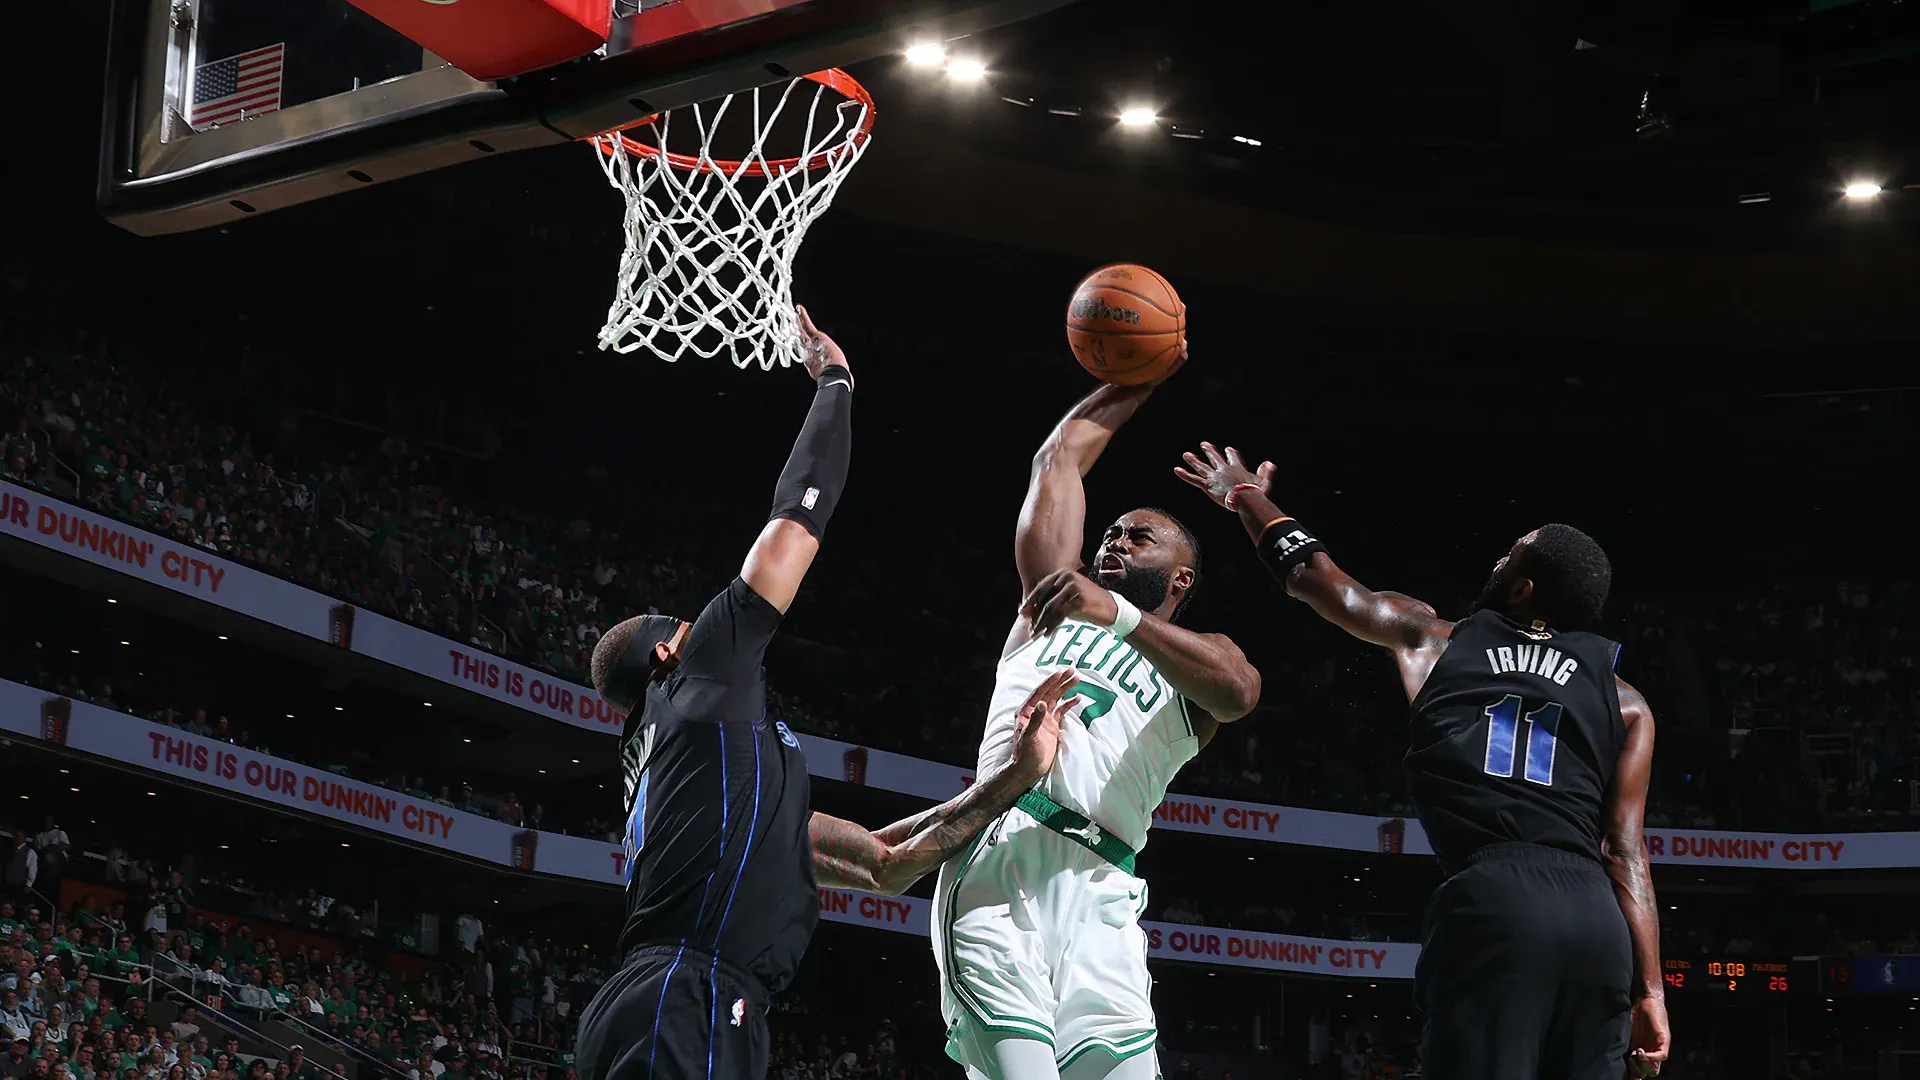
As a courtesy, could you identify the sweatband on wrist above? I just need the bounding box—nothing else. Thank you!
[769,371,852,538]
[1225,483,1262,511]
[1103,589,1142,640]
[1255,516,1327,580]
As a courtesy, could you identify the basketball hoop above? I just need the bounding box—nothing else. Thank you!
[590,69,875,369]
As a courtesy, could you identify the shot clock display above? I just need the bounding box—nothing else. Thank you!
[1662,956,1814,997]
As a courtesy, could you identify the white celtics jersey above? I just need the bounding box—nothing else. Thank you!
[980,619,1200,852]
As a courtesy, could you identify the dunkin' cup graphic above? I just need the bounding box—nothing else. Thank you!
[328,603,356,648]
[510,829,539,871]
[40,697,72,745]
[842,746,869,786]
[1378,817,1406,855]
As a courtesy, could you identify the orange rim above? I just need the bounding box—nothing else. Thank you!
[589,68,875,177]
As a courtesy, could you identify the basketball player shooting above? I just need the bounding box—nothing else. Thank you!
[1175,442,1671,1080]
[932,377,1263,1080]
[573,309,1082,1080]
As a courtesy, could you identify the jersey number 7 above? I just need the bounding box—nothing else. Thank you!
[1482,694,1563,787]
[1067,681,1117,728]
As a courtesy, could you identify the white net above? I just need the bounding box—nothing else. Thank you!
[591,72,874,369]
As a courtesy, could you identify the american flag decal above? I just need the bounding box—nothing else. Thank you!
[188,43,285,131]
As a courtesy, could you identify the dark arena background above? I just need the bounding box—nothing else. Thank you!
[8,0,1920,1078]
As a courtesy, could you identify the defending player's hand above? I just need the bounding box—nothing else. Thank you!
[1626,995,1670,1078]
[1020,568,1116,638]
[1006,670,1077,784]
[1174,441,1275,510]
[796,305,852,387]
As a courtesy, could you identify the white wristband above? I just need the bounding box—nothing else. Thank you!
[1104,589,1142,640]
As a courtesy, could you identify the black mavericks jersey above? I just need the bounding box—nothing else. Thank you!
[1406,610,1626,876]
[617,576,818,994]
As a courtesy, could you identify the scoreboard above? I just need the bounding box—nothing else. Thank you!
[1662,956,1815,997]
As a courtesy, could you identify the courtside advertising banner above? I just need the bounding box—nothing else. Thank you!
[814,889,1418,979]
[4,484,1913,870]
[1,681,1411,981]
[0,679,628,885]
[0,482,621,732]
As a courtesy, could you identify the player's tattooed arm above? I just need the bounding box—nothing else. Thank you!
[1015,384,1159,596]
[808,671,1075,896]
[1176,441,1453,700]
[1604,679,1671,1079]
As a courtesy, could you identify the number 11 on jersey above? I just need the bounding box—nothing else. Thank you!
[1482,694,1563,786]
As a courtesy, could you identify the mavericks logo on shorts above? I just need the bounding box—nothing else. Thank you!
[775,721,801,748]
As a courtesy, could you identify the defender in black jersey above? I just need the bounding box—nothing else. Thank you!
[1178,443,1670,1080]
[574,309,1079,1080]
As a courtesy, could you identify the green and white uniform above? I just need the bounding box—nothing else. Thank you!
[933,619,1199,1077]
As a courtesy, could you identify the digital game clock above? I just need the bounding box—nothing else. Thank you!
[1661,956,1814,996]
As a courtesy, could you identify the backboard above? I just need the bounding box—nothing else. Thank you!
[98,0,1081,235]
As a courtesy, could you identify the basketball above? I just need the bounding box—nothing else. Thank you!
[1064,263,1187,386]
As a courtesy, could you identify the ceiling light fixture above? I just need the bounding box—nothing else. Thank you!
[904,42,945,67]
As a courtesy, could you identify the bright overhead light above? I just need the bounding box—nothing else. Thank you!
[1232,134,1263,147]
[107,598,117,604]
[947,58,987,82]
[217,635,228,641]
[1118,107,1158,127]
[1845,181,1882,199]
[904,42,945,67]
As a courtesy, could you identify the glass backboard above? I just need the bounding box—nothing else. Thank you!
[99,0,1083,235]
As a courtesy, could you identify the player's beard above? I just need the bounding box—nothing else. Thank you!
[1100,562,1175,616]
[1470,564,1511,616]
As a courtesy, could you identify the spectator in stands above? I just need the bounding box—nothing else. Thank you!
[0,995,26,1042]
[0,1041,24,1080]
[32,820,69,906]
[4,420,34,473]
[2,834,34,903]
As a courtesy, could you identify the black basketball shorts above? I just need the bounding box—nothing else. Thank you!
[576,945,771,1080]
[1416,843,1634,1080]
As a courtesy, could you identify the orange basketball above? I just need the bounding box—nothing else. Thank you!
[1064,263,1187,386]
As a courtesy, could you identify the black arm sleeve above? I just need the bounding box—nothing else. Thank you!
[768,367,853,539]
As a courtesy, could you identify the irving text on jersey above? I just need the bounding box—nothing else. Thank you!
[1482,644,1580,686]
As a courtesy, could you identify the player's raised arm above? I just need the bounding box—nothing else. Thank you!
[739,306,854,615]
[809,671,1076,896]
[1015,382,1162,596]
[1177,441,1452,699]
[1605,678,1671,1079]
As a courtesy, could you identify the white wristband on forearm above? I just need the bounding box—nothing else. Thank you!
[1104,589,1142,640]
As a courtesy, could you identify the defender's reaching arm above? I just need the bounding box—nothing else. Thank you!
[809,671,1076,896]
[1605,679,1670,1079]
[1177,442,1451,700]
[740,306,854,615]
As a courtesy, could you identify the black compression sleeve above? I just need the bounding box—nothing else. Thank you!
[769,366,853,538]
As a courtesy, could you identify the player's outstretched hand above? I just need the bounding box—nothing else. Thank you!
[796,305,851,387]
[1626,995,1670,1078]
[1174,441,1275,511]
[1007,670,1078,783]
[1020,568,1117,638]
